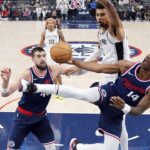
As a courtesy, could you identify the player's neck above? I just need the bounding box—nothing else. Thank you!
[137,67,150,80]
[48,28,55,32]
[34,66,46,76]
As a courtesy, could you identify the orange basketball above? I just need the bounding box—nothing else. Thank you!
[50,42,72,63]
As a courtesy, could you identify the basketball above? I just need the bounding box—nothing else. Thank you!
[50,42,72,63]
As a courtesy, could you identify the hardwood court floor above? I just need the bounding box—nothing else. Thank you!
[0,21,150,113]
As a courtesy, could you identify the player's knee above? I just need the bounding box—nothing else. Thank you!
[43,143,56,150]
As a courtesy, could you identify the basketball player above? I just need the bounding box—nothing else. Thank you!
[21,53,150,150]
[66,0,130,82]
[39,17,65,65]
[39,17,65,88]
[65,0,130,149]
[0,47,65,150]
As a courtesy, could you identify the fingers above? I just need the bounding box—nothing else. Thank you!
[110,96,125,109]
[111,96,124,103]
[1,68,11,74]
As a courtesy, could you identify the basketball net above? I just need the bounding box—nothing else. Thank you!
[56,0,86,10]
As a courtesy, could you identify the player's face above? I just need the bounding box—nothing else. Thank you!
[96,9,110,28]
[47,20,55,30]
[141,54,150,71]
[32,51,47,71]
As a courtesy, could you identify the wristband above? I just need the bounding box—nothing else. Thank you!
[121,104,131,114]
[1,87,9,93]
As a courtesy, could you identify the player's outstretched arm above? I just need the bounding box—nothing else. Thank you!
[64,47,100,76]
[69,59,133,74]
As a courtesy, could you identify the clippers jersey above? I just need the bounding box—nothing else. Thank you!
[96,62,150,138]
[113,62,150,106]
[44,28,60,64]
[98,30,130,82]
[19,67,54,113]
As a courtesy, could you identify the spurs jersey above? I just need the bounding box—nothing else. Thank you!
[98,30,130,82]
[19,67,54,113]
[96,62,150,138]
[44,28,60,64]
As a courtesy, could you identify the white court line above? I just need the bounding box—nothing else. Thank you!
[54,144,64,147]
[0,124,4,129]
[128,136,139,141]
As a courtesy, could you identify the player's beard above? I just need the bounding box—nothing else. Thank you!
[36,64,47,71]
[99,23,109,29]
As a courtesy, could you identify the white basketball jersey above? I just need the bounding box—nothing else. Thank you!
[98,30,130,83]
[44,29,60,64]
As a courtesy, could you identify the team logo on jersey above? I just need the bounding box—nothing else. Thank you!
[8,140,15,148]
[101,89,107,97]
[21,41,142,60]
[101,39,107,45]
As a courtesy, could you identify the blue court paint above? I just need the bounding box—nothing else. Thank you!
[0,113,149,150]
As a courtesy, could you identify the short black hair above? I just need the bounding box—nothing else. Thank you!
[31,47,45,57]
[96,2,105,9]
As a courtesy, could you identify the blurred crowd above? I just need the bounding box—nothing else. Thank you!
[0,0,150,21]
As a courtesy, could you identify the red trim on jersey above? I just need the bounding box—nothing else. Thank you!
[122,62,140,76]
[32,67,47,78]
[28,68,33,82]
[17,106,46,116]
[145,86,150,94]
[98,128,120,141]
[135,65,150,82]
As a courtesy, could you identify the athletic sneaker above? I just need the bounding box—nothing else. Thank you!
[69,138,79,150]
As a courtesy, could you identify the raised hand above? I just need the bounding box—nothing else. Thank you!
[1,67,11,82]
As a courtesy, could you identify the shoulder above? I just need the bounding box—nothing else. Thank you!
[20,69,32,82]
[116,60,135,73]
[48,65,61,80]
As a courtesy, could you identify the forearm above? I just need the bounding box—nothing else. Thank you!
[129,107,145,115]
[122,103,144,115]
[72,60,101,73]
